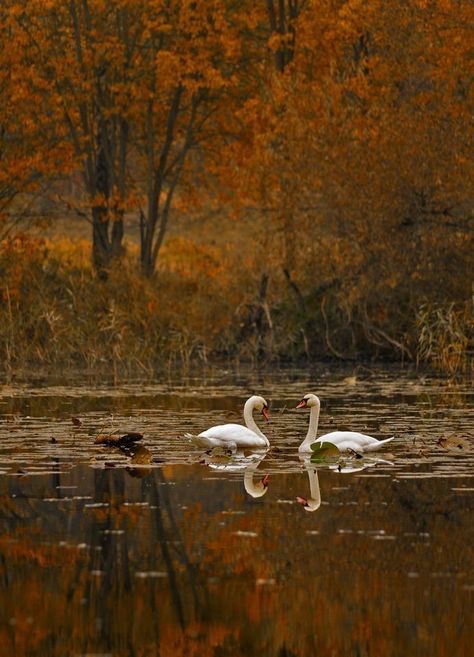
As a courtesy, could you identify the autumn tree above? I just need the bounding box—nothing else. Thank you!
[226,0,473,358]
[9,0,145,275]
[0,1,71,238]
[132,2,254,276]
[9,1,257,277]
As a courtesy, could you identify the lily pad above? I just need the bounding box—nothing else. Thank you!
[310,441,339,453]
[309,441,340,463]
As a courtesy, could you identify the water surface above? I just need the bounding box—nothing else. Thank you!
[1,368,473,656]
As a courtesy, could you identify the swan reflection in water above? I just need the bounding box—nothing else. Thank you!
[296,464,321,512]
[202,448,270,498]
[296,455,392,512]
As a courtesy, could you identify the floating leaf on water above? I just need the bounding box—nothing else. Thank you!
[343,375,357,385]
[310,441,339,454]
[437,433,472,451]
[130,446,152,465]
[71,417,82,427]
[310,442,340,464]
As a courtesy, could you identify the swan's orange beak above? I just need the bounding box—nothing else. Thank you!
[296,496,308,505]
[296,400,307,409]
[262,406,270,421]
[261,474,269,487]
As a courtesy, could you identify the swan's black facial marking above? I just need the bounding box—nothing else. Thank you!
[296,398,307,409]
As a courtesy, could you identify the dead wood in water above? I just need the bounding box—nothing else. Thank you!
[95,432,143,447]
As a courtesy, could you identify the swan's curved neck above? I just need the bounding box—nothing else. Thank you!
[243,399,266,439]
[299,400,320,450]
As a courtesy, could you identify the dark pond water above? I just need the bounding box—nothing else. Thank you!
[0,368,473,657]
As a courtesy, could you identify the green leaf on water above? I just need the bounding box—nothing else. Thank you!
[310,441,337,451]
[311,442,340,463]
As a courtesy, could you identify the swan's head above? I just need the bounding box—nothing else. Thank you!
[248,395,270,421]
[244,473,269,498]
[296,393,320,409]
[296,495,321,512]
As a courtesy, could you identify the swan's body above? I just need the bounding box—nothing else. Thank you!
[185,395,270,451]
[312,430,394,453]
[296,393,394,454]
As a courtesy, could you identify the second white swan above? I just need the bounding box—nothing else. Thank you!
[296,393,394,454]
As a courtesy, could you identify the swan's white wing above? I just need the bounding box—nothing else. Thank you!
[199,423,268,448]
[318,431,374,444]
[362,436,394,452]
[317,431,393,452]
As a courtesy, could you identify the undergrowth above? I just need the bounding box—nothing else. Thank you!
[416,302,474,376]
[0,234,472,377]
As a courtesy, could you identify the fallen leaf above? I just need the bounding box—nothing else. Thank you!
[130,446,152,465]
[343,376,357,385]
[437,433,471,451]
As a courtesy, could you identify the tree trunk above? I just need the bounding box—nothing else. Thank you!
[92,207,124,278]
[91,124,125,278]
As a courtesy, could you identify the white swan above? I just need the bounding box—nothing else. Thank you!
[296,393,394,454]
[185,395,270,451]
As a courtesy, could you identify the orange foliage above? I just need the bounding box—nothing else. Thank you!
[0,0,472,367]
[217,0,473,361]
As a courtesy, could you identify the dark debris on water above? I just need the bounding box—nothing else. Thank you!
[94,432,144,447]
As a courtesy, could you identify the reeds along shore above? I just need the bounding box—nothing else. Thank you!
[0,234,472,377]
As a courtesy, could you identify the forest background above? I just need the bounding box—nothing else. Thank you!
[0,0,472,376]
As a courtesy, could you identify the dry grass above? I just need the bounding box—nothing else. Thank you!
[0,233,268,375]
[0,231,472,377]
[416,302,474,376]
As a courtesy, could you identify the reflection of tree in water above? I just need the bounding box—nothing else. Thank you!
[2,451,474,657]
[70,463,201,655]
[145,469,200,628]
